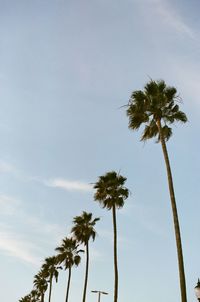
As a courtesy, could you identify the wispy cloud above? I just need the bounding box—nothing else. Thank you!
[45,178,93,192]
[0,193,66,265]
[22,215,66,241]
[155,0,194,38]
[139,0,195,39]
[0,230,40,265]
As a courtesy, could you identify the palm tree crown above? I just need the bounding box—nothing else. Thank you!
[55,237,83,269]
[93,171,129,209]
[71,211,100,245]
[30,290,40,302]
[126,79,187,141]
[41,256,60,283]
[19,295,31,302]
[33,270,48,302]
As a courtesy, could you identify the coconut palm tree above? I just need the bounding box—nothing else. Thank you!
[94,171,129,302]
[126,79,187,302]
[33,269,48,302]
[41,256,61,302]
[71,211,100,302]
[55,237,83,302]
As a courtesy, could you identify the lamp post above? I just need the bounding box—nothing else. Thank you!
[91,290,108,302]
[194,279,200,301]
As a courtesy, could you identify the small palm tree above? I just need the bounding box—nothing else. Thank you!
[19,294,31,302]
[33,269,48,302]
[71,211,100,302]
[126,79,187,302]
[41,256,61,302]
[55,237,83,302]
[30,289,40,302]
[94,171,129,302]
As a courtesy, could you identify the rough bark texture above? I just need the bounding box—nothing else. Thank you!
[65,267,71,302]
[112,205,118,302]
[82,243,89,302]
[157,119,187,302]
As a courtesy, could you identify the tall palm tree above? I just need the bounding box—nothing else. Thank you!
[71,211,100,302]
[94,171,129,302]
[55,237,83,302]
[41,256,61,302]
[126,79,187,302]
[33,269,48,302]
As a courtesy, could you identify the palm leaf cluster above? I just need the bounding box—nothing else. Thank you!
[127,79,187,142]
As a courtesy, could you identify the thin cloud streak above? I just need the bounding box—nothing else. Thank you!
[45,178,93,192]
[139,0,195,39]
[0,230,40,265]
[0,194,66,265]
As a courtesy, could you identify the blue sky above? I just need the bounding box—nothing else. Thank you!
[0,0,200,301]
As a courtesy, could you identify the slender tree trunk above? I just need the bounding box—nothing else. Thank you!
[112,204,118,302]
[41,292,44,302]
[48,275,53,302]
[65,267,72,302]
[82,242,89,302]
[157,119,187,302]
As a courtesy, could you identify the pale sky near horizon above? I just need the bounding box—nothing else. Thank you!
[0,0,200,301]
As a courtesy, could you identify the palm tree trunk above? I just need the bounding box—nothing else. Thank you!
[41,292,44,302]
[65,266,72,302]
[157,119,187,302]
[82,242,89,302]
[48,275,53,302]
[112,204,118,302]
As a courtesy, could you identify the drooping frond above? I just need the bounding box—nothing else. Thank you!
[172,110,187,123]
[41,256,61,283]
[141,120,158,141]
[94,171,129,210]
[164,86,177,102]
[71,212,100,245]
[158,125,172,142]
[19,294,32,302]
[55,237,83,270]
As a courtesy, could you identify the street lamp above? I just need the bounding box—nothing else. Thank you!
[194,279,200,301]
[91,290,108,302]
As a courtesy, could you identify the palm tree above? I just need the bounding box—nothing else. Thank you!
[19,294,31,302]
[41,256,61,302]
[126,79,187,302]
[30,290,40,302]
[55,237,83,302]
[33,269,48,302]
[94,171,129,302]
[71,211,100,302]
